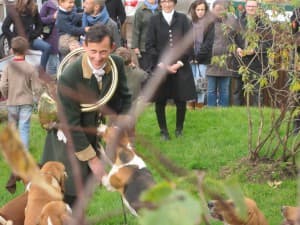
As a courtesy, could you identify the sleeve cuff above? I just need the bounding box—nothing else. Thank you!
[75,144,96,161]
[177,60,184,67]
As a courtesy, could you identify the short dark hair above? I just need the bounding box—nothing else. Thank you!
[84,24,114,47]
[11,36,29,55]
[115,47,132,65]
[189,0,209,22]
[158,0,177,4]
[212,0,230,9]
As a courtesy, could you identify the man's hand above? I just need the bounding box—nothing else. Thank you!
[88,156,106,185]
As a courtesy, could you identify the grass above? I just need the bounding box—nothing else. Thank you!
[0,105,297,225]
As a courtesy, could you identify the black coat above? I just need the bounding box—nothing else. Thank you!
[236,12,272,75]
[146,11,196,101]
[2,8,43,44]
[105,0,126,25]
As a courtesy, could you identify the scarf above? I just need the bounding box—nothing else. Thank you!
[144,0,158,14]
[87,58,106,82]
[82,6,110,28]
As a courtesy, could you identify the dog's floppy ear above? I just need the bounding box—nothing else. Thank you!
[110,167,136,190]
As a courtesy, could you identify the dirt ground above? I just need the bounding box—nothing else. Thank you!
[220,157,297,183]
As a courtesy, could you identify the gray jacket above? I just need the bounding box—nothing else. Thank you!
[206,14,239,77]
[131,4,159,52]
[106,18,121,47]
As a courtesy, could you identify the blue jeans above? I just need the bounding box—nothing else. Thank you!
[7,105,33,150]
[190,63,207,103]
[31,38,52,70]
[46,54,60,75]
[207,76,231,107]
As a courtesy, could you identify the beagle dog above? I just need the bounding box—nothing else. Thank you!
[281,206,300,225]
[208,197,269,225]
[0,192,28,225]
[37,201,72,225]
[98,124,156,216]
[24,161,66,225]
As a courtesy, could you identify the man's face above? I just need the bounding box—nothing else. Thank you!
[212,4,226,18]
[245,0,258,16]
[83,36,112,69]
[83,0,95,14]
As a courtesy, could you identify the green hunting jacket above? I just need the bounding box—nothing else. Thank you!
[131,4,159,52]
[41,53,131,196]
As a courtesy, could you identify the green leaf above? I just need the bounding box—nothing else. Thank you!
[139,190,201,225]
[141,181,174,203]
[224,178,247,220]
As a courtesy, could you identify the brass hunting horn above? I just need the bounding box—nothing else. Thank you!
[57,47,119,112]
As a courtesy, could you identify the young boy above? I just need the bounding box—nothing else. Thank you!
[115,47,148,103]
[56,0,89,58]
[115,47,148,144]
[0,36,42,150]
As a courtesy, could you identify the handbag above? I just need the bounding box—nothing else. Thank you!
[193,64,207,92]
[37,92,58,129]
[196,77,208,92]
[42,24,54,39]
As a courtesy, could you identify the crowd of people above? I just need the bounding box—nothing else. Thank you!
[0,0,299,212]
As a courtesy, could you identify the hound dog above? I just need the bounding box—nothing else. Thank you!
[208,197,269,225]
[281,206,300,225]
[24,161,66,225]
[37,201,72,225]
[98,124,156,216]
[0,192,27,225]
[0,165,42,225]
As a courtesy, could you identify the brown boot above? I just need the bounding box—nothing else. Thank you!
[195,103,204,109]
[187,101,195,110]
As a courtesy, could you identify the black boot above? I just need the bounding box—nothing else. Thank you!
[6,172,20,194]
[160,129,170,140]
[293,115,300,134]
[175,101,186,137]
[155,102,170,140]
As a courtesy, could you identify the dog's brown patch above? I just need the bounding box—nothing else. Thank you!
[109,166,137,192]
[0,192,28,225]
[38,201,72,225]
[208,197,269,225]
[281,206,300,225]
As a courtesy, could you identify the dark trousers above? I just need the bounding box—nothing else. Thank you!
[232,76,244,106]
[138,52,153,74]
[64,194,77,206]
[232,76,263,106]
[294,115,300,134]
[155,99,186,133]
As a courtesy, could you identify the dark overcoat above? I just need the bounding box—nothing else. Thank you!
[145,11,196,102]
[236,12,272,75]
[41,54,131,196]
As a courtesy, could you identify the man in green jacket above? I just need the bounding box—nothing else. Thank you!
[41,24,132,206]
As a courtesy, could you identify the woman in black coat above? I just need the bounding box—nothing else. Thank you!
[2,0,52,70]
[146,0,196,140]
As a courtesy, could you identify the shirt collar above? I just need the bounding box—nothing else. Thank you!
[162,10,174,25]
[82,53,112,79]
